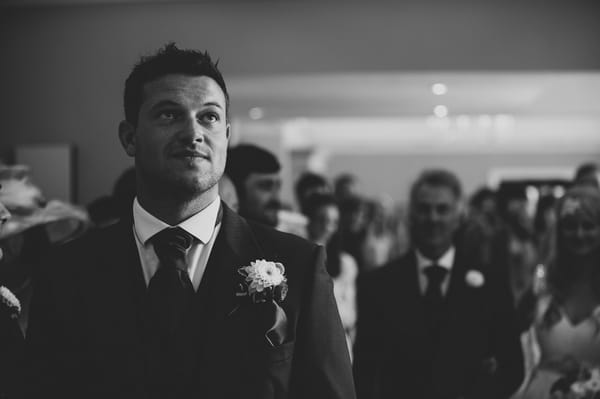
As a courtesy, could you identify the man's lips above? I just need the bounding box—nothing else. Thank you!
[171,149,210,159]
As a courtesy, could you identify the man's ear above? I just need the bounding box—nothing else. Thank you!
[118,120,136,157]
[226,122,231,140]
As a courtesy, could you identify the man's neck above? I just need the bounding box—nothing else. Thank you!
[137,188,218,225]
[416,244,452,262]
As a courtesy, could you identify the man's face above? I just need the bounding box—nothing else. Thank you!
[410,183,461,259]
[119,74,230,200]
[560,211,600,256]
[239,172,281,226]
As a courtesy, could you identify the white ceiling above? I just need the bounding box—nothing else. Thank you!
[228,71,600,120]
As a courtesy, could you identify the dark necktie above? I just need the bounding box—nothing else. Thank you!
[423,264,448,335]
[147,227,195,336]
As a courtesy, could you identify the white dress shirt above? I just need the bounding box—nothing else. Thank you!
[132,196,222,291]
[416,246,455,296]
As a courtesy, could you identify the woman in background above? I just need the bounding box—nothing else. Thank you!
[516,186,600,399]
[305,193,358,360]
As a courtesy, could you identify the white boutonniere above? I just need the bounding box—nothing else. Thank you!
[237,259,288,304]
[0,286,21,319]
[465,270,485,288]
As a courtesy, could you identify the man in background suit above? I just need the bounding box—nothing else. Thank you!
[26,43,355,399]
[353,169,523,399]
[225,144,282,227]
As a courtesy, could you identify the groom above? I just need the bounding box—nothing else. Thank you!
[25,43,355,399]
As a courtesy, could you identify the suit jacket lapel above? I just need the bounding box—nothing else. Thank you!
[194,204,264,322]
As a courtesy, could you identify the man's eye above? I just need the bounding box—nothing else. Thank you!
[158,111,178,120]
[200,112,220,123]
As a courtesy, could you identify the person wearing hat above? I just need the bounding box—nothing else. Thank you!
[25,44,355,399]
[0,164,89,334]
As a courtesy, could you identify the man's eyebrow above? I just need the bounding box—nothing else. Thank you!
[149,100,181,110]
[204,101,224,110]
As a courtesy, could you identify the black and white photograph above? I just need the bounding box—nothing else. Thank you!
[1,1,600,398]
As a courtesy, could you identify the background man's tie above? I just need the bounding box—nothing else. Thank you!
[424,264,448,338]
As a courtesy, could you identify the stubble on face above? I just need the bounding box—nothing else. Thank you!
[133,75,230,204]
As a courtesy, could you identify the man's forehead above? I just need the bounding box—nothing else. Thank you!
[414,184,459,203]
[141,74,226,106]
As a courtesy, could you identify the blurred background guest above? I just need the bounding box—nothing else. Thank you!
[295,171,331,215]
[533,193,558,267]
[514,186,600,399]
[338,195,369,273]
[495,185,540,306]
[0,164,89,335]
[225,144,282,227]
[353,168,523,399]
[304,192,358,359]
[360,196,407,272]
[573,162,600,189]
[334,173,359,203]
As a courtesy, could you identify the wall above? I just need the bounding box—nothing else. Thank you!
[0,1,599,204]
[327,152,600,204]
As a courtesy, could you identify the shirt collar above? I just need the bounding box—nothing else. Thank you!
[133,196,221,245]
[416,246,455,272]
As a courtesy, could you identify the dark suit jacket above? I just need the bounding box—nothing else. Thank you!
[353,244,524,399]
[25,204,355,399]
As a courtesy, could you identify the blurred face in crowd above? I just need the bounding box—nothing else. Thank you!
[308,204,340,245]
[410,183,462,260]
[119,74,230,203]
[506,197,532,231]
[240,172,282,227]
[559,200,600,257]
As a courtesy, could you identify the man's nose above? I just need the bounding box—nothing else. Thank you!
[179,116,205,143]
[428,209,441,222]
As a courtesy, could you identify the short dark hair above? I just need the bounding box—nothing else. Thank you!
[574,162,598,181]
[410,169,462,204]
[225,144,280,197]
[124,42,229,126]
[574,162,599,188]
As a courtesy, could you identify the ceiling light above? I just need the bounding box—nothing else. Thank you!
[433,105,448,118]
[432,83,448,95]
[248,107,264,120]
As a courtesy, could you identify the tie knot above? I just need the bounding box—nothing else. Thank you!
[424,264,447,285]
[152,227,193,263]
